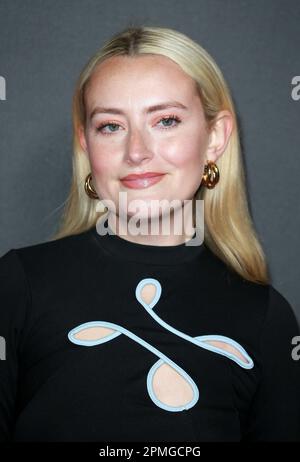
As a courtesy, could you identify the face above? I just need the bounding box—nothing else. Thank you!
[79,54,232,223]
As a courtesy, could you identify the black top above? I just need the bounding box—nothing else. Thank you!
[0,218,300,442]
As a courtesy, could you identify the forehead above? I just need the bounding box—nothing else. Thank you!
[84,54,198,104]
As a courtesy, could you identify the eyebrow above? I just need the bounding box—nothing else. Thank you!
[89,101,189,120]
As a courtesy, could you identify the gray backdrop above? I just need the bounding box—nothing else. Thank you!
[0,0,299,321]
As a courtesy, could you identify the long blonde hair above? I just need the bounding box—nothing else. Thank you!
[51,25,270,285]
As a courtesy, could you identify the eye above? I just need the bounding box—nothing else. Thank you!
[96,122,121,135]
[157,115,181,129]
[95,115,182,136]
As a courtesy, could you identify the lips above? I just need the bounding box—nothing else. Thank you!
[120,172,165,190]
[120,172,164,180]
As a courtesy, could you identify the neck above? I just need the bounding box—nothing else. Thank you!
[106,208,196,247]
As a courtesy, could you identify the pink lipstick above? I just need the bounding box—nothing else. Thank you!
[120,172,165,189]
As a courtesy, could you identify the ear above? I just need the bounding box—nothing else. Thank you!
[205,110,234,163]
[78,125,88,156]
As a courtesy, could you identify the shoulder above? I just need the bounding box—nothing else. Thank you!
[205,247,270,320]
[206,248,299,339]
[261,285,300,340]
[237,277,299,344]
[0,228,94,281]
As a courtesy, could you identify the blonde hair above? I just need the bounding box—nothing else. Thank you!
[51,25,270,285]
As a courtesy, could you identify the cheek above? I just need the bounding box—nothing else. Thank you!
[161,131,207,194]
[86,140,117,177]
[162,136,205,170]
[90,157,112,177]
[161,117,208,168]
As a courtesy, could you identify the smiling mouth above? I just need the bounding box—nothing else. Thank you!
[120,174,166,190]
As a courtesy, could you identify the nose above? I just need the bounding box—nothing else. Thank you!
[124,126,154,165]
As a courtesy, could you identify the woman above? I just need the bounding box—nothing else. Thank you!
[0,25,299,442]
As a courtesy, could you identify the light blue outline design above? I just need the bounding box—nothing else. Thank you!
[135,278,254,370]
[67,277,254,413]
[68,319,199,412]
[68,321,122,346]
[147,359,199,412]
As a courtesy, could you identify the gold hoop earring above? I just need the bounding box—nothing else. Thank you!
[84,172,99,199]
[201,161,220,189]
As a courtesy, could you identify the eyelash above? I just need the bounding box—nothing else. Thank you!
[95,115,182,135]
